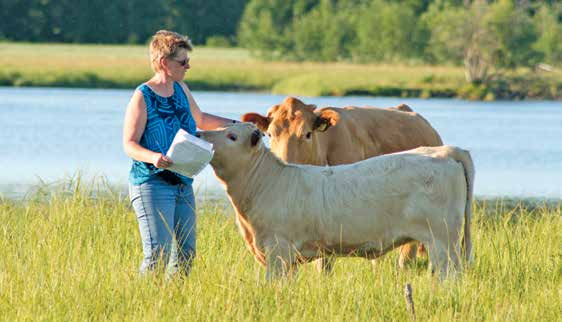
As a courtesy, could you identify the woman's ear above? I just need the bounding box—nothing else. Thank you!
[160,57,169,73]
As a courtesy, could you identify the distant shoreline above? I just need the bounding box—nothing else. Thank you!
[1,43,560,100]
[2,81,560,102]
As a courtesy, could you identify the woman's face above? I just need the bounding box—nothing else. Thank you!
[164,48,190,81]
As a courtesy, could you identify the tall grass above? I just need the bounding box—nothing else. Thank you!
[1,42,560,99]
[0,180,560,320]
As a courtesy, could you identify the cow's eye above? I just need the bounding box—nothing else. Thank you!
[305,132,312,140]
[227,133,237,141]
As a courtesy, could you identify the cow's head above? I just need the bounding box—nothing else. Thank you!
[241,97,339,165]
[197,122,264,181]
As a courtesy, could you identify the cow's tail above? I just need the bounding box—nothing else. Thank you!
[448,147,475,264]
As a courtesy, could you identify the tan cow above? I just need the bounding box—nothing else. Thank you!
[242,97,443,269]
[198,123,474,281]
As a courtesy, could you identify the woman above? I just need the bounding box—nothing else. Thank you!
[123,30,236,277]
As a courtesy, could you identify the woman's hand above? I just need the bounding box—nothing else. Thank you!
[152,153,173,169]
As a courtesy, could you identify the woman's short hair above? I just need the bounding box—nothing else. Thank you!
[149,30,193,72]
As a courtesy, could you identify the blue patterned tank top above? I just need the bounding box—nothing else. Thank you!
[129,82,197,185]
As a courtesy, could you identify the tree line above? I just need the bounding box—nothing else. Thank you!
[0,0,246,45]
[1,0,560,83]
[239,0,561,83]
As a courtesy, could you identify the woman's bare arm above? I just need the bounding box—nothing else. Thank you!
[122,90,172,168]
[179,82,237,130]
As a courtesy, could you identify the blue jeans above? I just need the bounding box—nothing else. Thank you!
[129,176,196,276]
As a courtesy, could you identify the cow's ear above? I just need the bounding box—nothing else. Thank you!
[313,109,340,132]
[250,129,262,146]
[241,113,270,132]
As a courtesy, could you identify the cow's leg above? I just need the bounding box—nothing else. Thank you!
[427,239,461,279]
[290,261,300,277]
[264,239,294,281]
[265,249,289,281]
[371,259,378,271]
[427,241,448,278]
[315,257,335,273]
[417,243,427,257]
[399,241,430,268]
[398,242,418,268]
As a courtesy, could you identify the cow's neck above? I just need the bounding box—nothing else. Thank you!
[223,146,287,217]
[319,120,380,165]
[313,133,330,165]
[315,126,344,165]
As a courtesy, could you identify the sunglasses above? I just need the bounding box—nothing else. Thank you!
[173,57,190,66]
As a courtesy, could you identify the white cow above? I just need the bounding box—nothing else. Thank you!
[198,123,474,280]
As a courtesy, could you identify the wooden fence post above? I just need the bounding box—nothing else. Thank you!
[404,283,415,320]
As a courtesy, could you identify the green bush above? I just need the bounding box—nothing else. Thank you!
[205,36,234,48]
[238,0,312,59]
[355,0,423,62]
[486,0,541,69]
[422,0,545,83]
[533,4,562,65]
[292,0,357,61]
[421,2,472,64]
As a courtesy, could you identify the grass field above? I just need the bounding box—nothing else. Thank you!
[1,42,560,99]
[0,180,560,320]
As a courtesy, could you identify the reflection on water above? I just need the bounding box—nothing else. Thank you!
[1,87,561,199]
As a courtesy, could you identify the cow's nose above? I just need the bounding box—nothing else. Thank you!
[195,131,201,138]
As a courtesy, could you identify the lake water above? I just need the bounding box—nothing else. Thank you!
[1,87,561,199]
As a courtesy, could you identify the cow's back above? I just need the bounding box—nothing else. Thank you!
[319,107,443,165]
